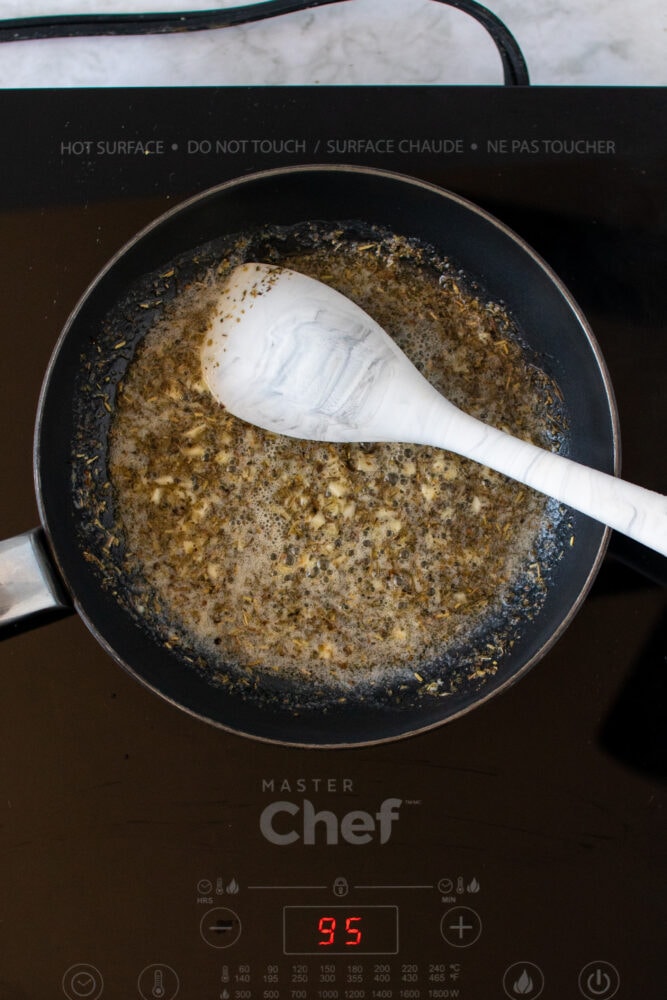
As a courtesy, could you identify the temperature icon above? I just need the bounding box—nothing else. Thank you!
[137,964,180,1000]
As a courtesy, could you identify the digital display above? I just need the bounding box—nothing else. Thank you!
[283,906,399,955]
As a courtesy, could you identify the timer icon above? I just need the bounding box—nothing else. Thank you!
[62,965,104,1000]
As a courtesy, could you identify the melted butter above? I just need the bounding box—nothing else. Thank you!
[108,234,564,691]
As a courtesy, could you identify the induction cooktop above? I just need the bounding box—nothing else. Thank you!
[0,86,665,1000]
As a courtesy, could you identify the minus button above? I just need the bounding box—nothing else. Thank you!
[200,907,242,949]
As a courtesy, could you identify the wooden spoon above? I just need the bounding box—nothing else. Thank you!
[201,262,667,557]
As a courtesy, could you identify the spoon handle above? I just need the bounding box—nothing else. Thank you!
[435,408,667,558]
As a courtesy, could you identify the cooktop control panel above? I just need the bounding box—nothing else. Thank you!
[50,762,645,1000]
[58,860,625,1000]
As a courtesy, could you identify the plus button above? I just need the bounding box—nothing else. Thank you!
[440,906,482,948]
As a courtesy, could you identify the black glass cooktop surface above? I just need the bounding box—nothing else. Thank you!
[0,86,665,999]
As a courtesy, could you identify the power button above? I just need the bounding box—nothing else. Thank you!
[578,961,620,1000]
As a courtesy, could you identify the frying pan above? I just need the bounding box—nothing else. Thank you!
[0,165,617,746]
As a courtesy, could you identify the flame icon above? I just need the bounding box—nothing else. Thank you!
[513,969,534,995]
[226,878,240,894]
[467,878,480,893]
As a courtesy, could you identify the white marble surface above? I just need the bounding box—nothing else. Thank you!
[0,0,664,88]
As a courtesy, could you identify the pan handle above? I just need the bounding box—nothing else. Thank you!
[0,529,72,638]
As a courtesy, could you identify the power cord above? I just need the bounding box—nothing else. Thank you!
[433,0,529,85]
[0,0,529,85]
[0,0,349,40]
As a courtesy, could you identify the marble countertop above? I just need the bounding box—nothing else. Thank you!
[0,0,664,89]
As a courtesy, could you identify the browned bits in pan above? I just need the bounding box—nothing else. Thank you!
[100,225,566,696]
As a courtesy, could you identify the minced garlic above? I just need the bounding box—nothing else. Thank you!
[105,228,565,692]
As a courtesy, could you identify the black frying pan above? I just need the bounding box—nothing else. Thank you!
[1,165,617,746]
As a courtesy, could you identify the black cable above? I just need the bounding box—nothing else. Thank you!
[0,0,350,41]
[0,0,529,85]
[431,0,529,85]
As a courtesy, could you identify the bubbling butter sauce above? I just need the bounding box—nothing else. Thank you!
[104,226,567,697]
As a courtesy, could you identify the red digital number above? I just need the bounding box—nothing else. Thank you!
[318,916,336,946]
[345,916,362,946]
[317,914,363,948]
